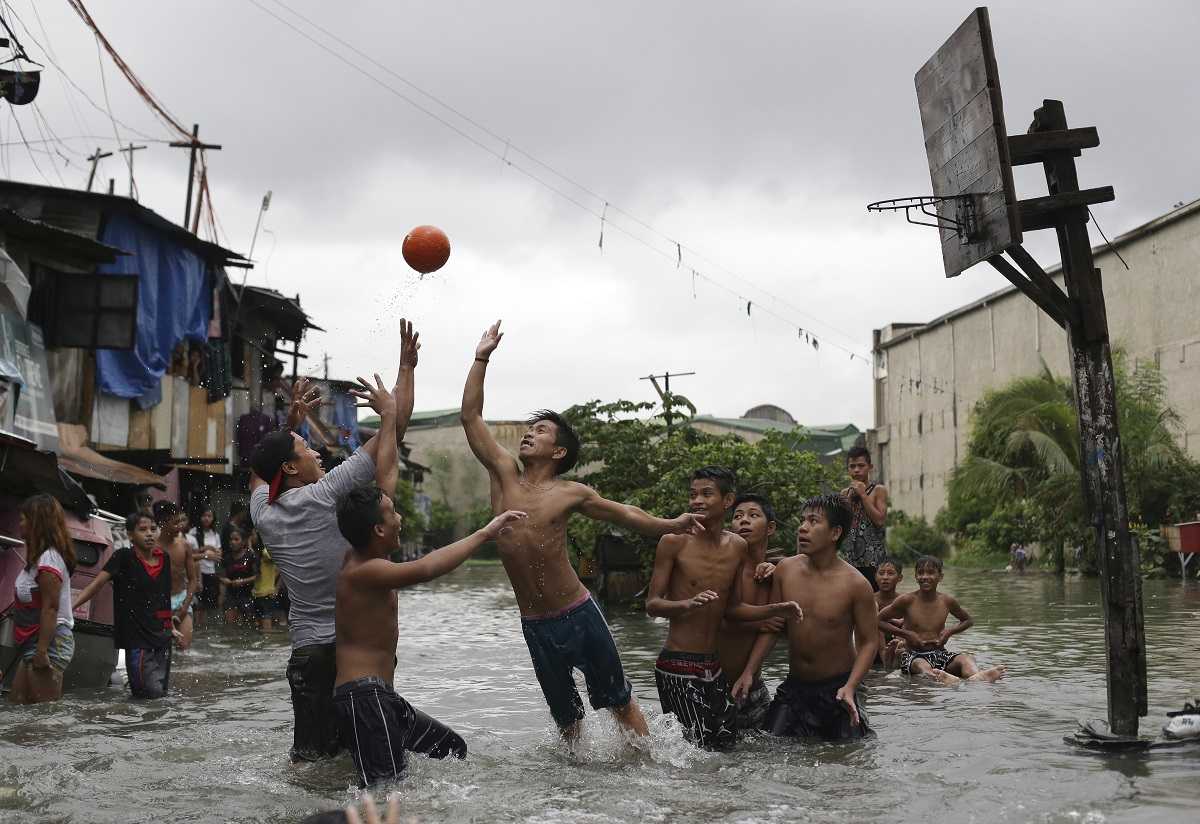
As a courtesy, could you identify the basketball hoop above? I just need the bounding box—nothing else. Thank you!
[867,194,980,243]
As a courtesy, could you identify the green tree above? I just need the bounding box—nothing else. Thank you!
[941,353,1198,572]
[393,478,426,542]
[425,499,457,548]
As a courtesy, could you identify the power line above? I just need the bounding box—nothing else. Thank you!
[246,0,872,359]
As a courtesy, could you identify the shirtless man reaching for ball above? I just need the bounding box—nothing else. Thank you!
[461,320,704,741]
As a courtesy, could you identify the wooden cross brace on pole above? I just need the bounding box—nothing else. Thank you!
[986,100,1147,737]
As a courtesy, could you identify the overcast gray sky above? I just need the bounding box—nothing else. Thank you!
[6,1,1198,427]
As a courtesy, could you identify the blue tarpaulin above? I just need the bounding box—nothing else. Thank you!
[95,212,211,404]
[331,389,362,452]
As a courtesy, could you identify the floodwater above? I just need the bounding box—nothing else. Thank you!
[1,566,1198,824]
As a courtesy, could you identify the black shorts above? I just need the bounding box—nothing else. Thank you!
[901,647,961,675]
[197,574,220,608]
[253,596,276,619]
[654,649,737,750]
[334,676,466,788]
[225,585,254,613]
[520,594,633,728]
[762,672,873,741]
[286,643,341,761]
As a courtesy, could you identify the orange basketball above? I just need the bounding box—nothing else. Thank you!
[402,225,451,274]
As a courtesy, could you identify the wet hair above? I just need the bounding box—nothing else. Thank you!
[732,492,777,524]
[877,555,903,573]
[151,500,179,527]
[801,493,852,546]
[126,512,154,533]
[336,484,387,550]
[20,494,76,575]
[847,446,872,464]
[915,555,943,574]
[690,466,736,496]
[526,410,580,475]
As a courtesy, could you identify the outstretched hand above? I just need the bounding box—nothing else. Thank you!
[399,318,421,370]
[349,374,397,417]
[287,377,322,426]
[476,320,503,360]
[345,794,399,824]
[671,513,705,535]
[483,509,527,538]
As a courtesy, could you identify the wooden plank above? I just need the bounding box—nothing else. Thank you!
[1008,127,1100,165]
[170,377,189,459]
[151,375,173,450]
[127,406,152,449]
[924,88,1001,174]
[988,253,1069,328]
[1017,186,1115,231]
[186,385,208,463]
[915,9,989,136]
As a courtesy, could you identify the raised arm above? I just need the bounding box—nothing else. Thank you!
[72,569,112,610]
[461,321,519,477]
[392,318,419,442]
[577,486,702,537]
[645,535,717,618]
[350,374,399,493]
[939,596,974,646]
[354,510,525,589]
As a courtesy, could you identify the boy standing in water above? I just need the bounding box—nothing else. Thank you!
[461,321,703,741]
[877,556,1006,685]
[732,494,878,740]
[647,471,801,749]
[715,492,787,733]
[333,483,526,786]
[874,556,904,670]
[251,320,419,762]
[840,447,887,590]
[154,502,197,650]
[73,512,174,698]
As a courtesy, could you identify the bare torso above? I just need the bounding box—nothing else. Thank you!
[335,553,400,687]
[662,531,747,655]
[897,592,953,645]
[165,535,190,596]
[716,546,771,677]
[775,555,867,680]
[494,477,589,616]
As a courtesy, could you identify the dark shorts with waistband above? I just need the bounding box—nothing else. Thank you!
[334,676,467,788]
[762,672,872,741]
[654,649,737,750]
[737,677,772,732]
[901,647,961,675]
[286,642,340,761]
[521,594,633,728]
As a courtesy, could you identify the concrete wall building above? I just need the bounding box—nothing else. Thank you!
[871,199,1200,522]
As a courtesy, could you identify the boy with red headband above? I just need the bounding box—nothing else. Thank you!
[249,319,418,762]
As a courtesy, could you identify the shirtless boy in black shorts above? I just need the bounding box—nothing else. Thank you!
[875,556,904,670]
[461,321,703,741]
[646,471,801,749]
[732,494,878,740]
[877,555,1006,685]
[718,493,785,732]
[333,483,525,787]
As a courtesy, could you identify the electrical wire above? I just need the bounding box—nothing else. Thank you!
[244,0,876,362]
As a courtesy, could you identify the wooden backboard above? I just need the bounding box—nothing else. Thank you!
[915,7,1020,277]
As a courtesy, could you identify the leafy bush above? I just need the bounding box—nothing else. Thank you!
[887,511,949,562]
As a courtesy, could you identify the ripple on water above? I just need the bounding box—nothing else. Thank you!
[2,567,1200,823]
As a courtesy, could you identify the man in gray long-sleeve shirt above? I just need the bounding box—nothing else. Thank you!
[250,320,418,761]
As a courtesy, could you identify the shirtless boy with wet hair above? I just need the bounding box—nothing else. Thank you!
[461,320,704,741]
[333,481,526,787]
[877,555,1006,685]
[153,501,197,650]
[717,492,787,732]
[875,556,905,670]
[733,494,877,740]
[646,471,801,749]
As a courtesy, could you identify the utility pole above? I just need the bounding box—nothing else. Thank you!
[169,124,221,230]
[118,143,146,199]
[640,370,695,433]
[85,147,112,192]
[322,352,331,380]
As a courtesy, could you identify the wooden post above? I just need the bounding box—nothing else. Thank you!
[170,124,222,231]
[1030,99,1147,736]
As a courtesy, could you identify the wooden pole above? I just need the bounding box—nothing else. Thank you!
[85,147,112,192]
[1029,99,1147,736]
[170,124,222,230]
